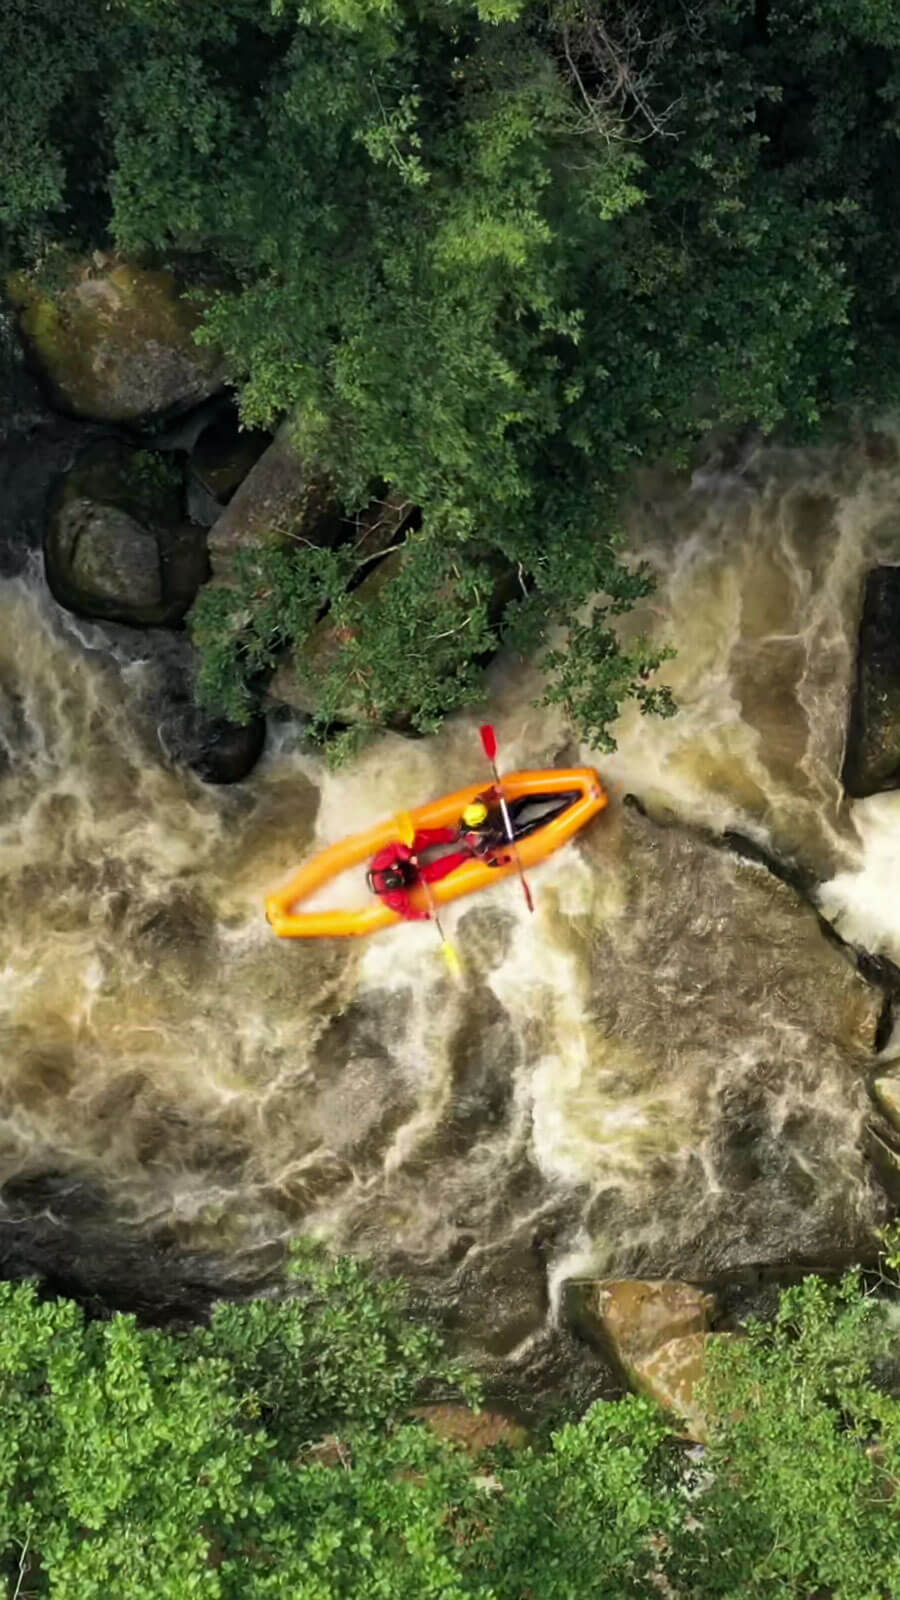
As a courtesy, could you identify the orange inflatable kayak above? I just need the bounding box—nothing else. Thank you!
[266,766,607,938]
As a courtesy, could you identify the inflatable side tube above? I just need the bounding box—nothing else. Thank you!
[266,766,607,938]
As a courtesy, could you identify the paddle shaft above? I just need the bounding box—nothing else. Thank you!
[413,852,446,937]
[486,756,534,914]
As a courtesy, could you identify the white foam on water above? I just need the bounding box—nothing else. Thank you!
[817,792,900,961]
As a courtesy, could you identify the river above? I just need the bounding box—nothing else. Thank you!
[2,326,899,1399]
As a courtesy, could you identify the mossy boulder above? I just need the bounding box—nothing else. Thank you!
[59,501,162,610]
[206,421,341,582]
[268,534,514,725]
[46,441,208,626]
[7,256,226,423]
[268,548,405,718]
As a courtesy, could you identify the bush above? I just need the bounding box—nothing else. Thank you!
[10,0,900,747]
[3,1250,900,1597]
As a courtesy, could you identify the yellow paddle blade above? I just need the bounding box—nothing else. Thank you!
[441,939,463,979]
[395,810,416,848]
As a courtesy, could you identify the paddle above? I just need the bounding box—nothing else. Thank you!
[395,811,462,979]
[479,723,534,914]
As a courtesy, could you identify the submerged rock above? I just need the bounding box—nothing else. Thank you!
[8,256,226,423]
[156,694,266,785]
[844,569,900,796]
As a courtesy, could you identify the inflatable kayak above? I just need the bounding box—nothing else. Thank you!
[266,766,607,939]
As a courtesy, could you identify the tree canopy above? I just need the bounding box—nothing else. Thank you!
[2,1250,900,1597]
[5,0,900,744]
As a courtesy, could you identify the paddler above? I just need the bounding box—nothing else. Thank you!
[366,826,469,920]
[457,796,510,865]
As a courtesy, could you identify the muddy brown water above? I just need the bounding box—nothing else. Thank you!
[3,345,900,1403]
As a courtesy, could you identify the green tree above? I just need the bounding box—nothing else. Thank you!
[673,1271,900,1599]
[3,1253,900,1597]
[0,1245,674,1598]
[8,0,900,747]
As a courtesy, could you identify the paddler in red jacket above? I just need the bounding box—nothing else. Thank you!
[366,826,470,920]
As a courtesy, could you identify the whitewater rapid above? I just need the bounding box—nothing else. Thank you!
[2,421,900,1372]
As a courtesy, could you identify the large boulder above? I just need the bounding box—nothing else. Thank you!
[635,1332,726,1443]
[566,1278,715,1370]
[268,548,405,717]
[46,440,208,626]
[268,537,514,724]
[565,1277,725,1442]
[58,500,162,610]
[7,255,226,424]
[206,421,341,581]
[844,568,900,796]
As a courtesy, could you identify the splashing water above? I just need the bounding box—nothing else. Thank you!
[2,423,900,1371]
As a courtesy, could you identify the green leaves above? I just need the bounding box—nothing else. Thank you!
[12,0,900,751]
[3,1260,900,1597]
[671,1273,900,1600]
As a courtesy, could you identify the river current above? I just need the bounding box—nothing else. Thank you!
[3,345,900,1387]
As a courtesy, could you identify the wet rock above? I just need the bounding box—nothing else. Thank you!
[865,1120,900,1205]
[564,1277,726,1442]
[156,695,266,784]
[8,256,226,423]
[565,1278,714,1370]
[186,409,271,529]
[190,411,270,505]
[206,420,341,581]
[450,1241,549,1358]
[410,1404,528,1456]
[872,1076,900,1134]
[844,568,900,796]
[60,500,162,609]
[192,717,265,785]
[635,1331,728,1443]
[45,440,207,626]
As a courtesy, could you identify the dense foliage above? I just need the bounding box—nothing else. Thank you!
[1,1252,900,1597]
[6,0,900,743]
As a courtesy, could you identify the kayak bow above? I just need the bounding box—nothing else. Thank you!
[265,766,607,939]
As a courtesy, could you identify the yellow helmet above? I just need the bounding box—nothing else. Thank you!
[462,800,488,828]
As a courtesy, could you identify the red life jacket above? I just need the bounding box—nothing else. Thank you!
[366,842,416,898]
